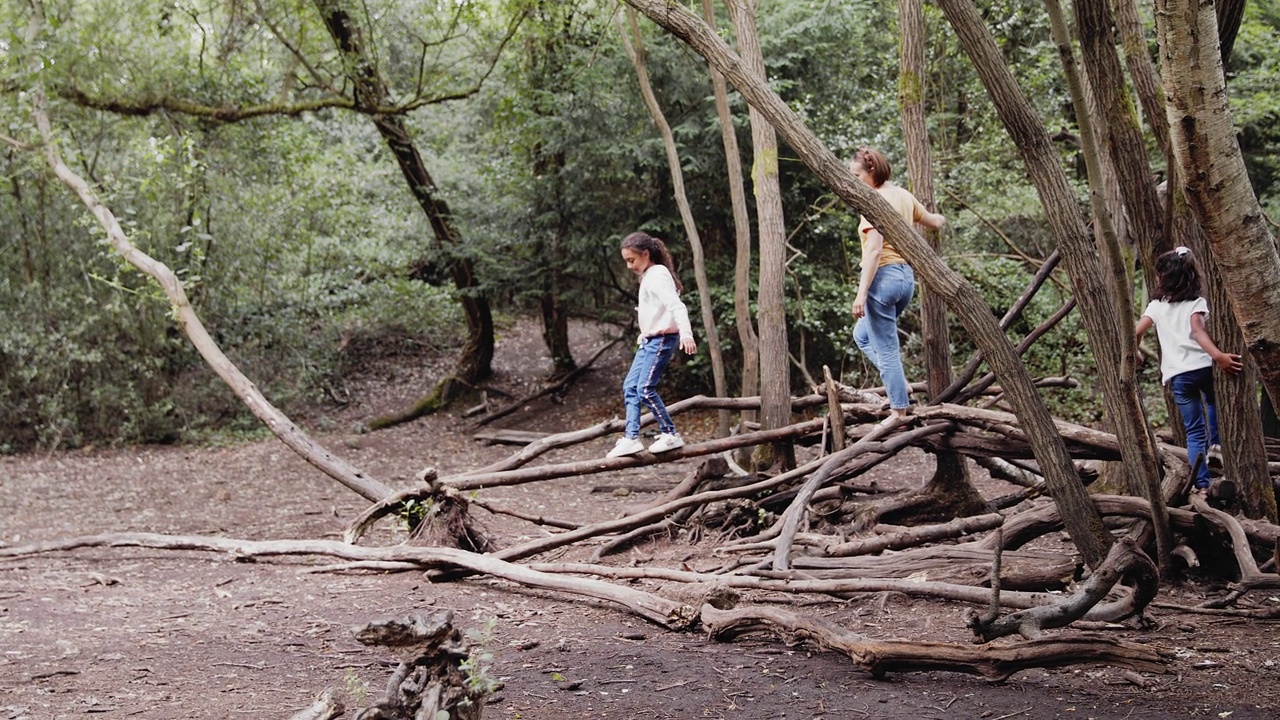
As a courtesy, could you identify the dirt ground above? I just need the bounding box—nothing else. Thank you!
[3,318,1279,720]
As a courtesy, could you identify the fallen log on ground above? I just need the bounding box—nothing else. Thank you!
[700,604,1167,680]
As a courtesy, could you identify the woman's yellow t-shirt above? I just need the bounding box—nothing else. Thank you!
[858,183,926,268]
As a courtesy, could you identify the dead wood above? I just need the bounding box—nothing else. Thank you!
[445,417,826,492]
[822,365,847,450]
[533,558,1098,611]
[966,538,1158,641]
[1189,495,1280,598]
[473,336,622,427]
[0,532,698,630]
[288,689,344,720]
[471,429,548,446]
[782,544,1078,591]
[349,611,484,720]
[1150,601,1280,618]
[822,513,1005,558]
[699,604,1167,680]
[772,421,952,569]
[954,298,1077,405]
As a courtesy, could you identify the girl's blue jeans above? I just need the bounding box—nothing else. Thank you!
[853,263,915,409]
[623,334,679,439]
[1170,366,1220,489]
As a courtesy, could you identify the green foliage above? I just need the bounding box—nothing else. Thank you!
[5,0,1280,452]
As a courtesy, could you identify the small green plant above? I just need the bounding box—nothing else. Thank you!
[458,617,503,702]
[344,667,369,705]
[396,499,432,530]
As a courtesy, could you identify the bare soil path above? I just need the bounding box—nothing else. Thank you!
[2,319,1278,719]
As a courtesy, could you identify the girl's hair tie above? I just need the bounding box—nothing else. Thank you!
[1175,246,1192,257]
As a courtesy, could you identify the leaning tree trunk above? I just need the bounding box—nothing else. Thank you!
[1045,0,1136,498]
[619,8,730,437]
[24,8,393,505]
[315,0,494,429]
[701,0,759,431]
[622,0,1113,568]
[897,0,984,514]
[726,0,793,470]
[1156,0,1280,421]
[936,0,1171,571]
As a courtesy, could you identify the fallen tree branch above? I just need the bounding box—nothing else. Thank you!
[0,532,698,629]
[473,336,623,426]
[700,604,1167,680]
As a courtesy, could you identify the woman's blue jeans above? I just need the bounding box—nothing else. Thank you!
[623,334,680,439]
[1170,366,1220,489]
[853,263,915,409]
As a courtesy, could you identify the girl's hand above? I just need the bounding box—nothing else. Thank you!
[1215,352,1244,375]
[852,294,867,319]
[680,337,697,355]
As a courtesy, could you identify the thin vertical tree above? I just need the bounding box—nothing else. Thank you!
[725,0,793,470]
[617,7,730,436]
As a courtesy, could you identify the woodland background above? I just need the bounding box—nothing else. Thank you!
[2,0,1279,453]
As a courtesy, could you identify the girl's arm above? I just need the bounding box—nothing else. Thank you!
[853,229,884,319]
[1189,312,1243,375]
[919,209,946,231]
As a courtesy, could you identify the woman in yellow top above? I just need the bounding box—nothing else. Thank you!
[850,146,946,426]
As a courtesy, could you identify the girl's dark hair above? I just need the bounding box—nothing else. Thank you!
[1153,247,1202,303]
[621,231,683,292]
[852,146,891,187]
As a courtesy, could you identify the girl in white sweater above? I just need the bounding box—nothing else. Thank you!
[607,232,698,458]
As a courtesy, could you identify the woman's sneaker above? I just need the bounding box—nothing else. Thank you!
[607,437,645,458]
[649,433,685,453]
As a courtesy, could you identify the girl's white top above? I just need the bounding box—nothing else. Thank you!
[1141,297,1212,384]
[637,265,693,341]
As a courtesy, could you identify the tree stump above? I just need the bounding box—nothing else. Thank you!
[350,611,493,720]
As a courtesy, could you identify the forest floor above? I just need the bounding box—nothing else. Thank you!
[2,317,1279,720]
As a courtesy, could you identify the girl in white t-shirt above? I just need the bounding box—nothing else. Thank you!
[1134,247,1242,492]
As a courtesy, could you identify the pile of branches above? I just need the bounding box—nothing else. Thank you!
[8,391,1279,687]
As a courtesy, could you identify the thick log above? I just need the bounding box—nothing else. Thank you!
[823,513,1005,558]
[700,605,1167,680]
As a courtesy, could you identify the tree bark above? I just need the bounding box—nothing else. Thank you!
[702,0,759,432]
[899,0,977,499]
[725,0,793,470]
[937,0,1171,570]
[1157,0,1280,412]
[622,0,1112,568]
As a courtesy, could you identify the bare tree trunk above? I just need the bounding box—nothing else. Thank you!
[1156,0,1280,420]
[1045,0,1133,494]
[619,8,729,436]
[702,0,759,431]
[899,0,978,501]
[24,5,392,504]
[725,0,793,470]
[622,0,1113,568]
[936,0,1170,570]
[1112,0,1171,163]
[1196,231,1278,520]
[315,0,494,426]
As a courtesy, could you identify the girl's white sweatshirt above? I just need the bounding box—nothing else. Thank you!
[637,265,693,341]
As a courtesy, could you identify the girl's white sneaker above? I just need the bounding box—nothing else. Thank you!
[649,433,685,453]
[607,437,645,458]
